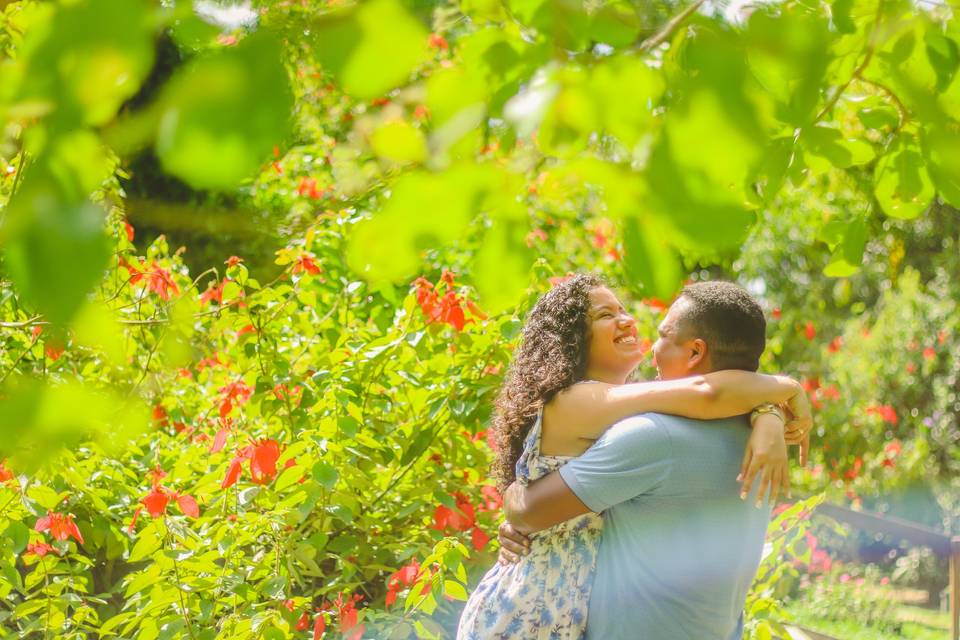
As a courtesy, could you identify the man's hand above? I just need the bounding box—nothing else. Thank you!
[739,413,789,507]
[497,521,530,565]
[783,387,813,466]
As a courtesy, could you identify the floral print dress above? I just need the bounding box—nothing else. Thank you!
[456,406,603,640]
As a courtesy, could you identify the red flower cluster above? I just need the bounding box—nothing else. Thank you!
[0,459,13,482]
[865,405,898,425]
[827,337,843,353]
[199,279,227,306]
[431,492,491,551]
[412,271,486,331]
[882,439,902,468]
[221,439,295,488]
[428,33,449,50]
[119,257,181,300]
[25,541,54,558]
[385,558,426,607]
[292,253,322,276]
[128,466,200,533]
[333,592,364,640]
[218,379,253,418]
[804,321,816,341]
[35,511,84,545]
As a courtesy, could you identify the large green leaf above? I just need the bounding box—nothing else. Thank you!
[156,31,293,190]
[621,216,682,301]
[473,221,534,314]
[922,122,960,208]
[590,56,664,149]
[310,0,429,100]
[0,169,111,327]
[12,0,154,127]
[873,133,934,220]
[803,125,875,170]
[823,216,868,277]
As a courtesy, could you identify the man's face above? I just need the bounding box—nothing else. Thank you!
[652,297,695,380]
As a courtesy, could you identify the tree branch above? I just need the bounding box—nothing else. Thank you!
[635,0,706,52]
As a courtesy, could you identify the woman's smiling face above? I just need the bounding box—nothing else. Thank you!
[584,287,644,382]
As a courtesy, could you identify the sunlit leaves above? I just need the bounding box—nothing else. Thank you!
[10,0,154,127]
[156,31,293,190]
[310,0,429,100]
[921,122,960,208]
[873,133,934,220]
[473,221,533,314]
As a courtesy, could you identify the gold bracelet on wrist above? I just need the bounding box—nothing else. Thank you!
[750,402,786,427]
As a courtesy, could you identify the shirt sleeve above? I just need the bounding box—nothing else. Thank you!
[558,413,674,513]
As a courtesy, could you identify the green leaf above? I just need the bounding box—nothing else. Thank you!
[803,125,874,169]
[1,169,111,327]
[370,120,428,164]
[128,526,162,563]
[1,522,29,555]
[591,56,664,149]
[260,575,287,599]
[312,461,339,490]
[823,217,867,277]
[873,133,934,220]
[311,0,429,100]
[622,216,682,302]
[156,31,293,190]
[925,28,959,93]
[473,221,534,315]
[857,105,899,130]
[922,122,960,208]
[443,579,468,601]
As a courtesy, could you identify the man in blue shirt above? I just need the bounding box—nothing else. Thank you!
[501,281,789,639]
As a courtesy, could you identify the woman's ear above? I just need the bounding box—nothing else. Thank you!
[688,338,708,370]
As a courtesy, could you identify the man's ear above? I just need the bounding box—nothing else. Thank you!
[688,337,708,370]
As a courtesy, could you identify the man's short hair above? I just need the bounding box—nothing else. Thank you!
[675,281,766,372]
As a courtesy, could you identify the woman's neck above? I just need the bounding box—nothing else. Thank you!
[583,365,630,385]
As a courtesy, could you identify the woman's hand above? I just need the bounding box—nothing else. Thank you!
[497,521,530,565]
[738,412,789,507]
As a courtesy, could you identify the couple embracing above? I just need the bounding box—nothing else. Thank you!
[457,275,813,639]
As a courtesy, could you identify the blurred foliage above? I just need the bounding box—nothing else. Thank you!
[1,0,960,637]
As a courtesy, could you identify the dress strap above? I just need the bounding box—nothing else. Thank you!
[514,406,544,486]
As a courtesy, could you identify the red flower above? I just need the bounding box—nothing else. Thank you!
[0,460,13,482]
[827,337,843,353]
[334,592,364,640]
[145,262,181,300]
[641,298,669,312]
[210,427,230,453]
[438,292,467,331]
[525,228,548,246]
[197,352,225,370]
[548,274,574,287]
[804,321,816,341]
[844,457,862,480]
[25,541,54,558]
[236,324,256,339]
[923,347,936,360]
[124,220,135,242]
[295,611,310,631]
[865,405,898,425]
[218,379,253,418]
[432,493,476,532]
[386,558,421,607]
[821,384,841,401]
[297,177,322,199]
[771,307,782,320]
[471,526,490,551]
[312,612,326,639]
[143,486,170,517]
[200,280,226,306]
[250,439,281,484]
[292,253,322,275]
[884,439,902,458]
[906,362,916,374]
[428,33,449,49]
[35,512,84,545]
[44,341,65,361]
[477,485,502,512]
[221,456,244,489]
[225,255,243,267]
[938,330,947,344]
[176,493,200,518]
[413,104,430,120]
[592,228,608,249]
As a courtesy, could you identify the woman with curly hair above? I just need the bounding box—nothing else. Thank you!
[456,274,810,640]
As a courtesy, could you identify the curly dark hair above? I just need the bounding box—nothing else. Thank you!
[490,274,605,492]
